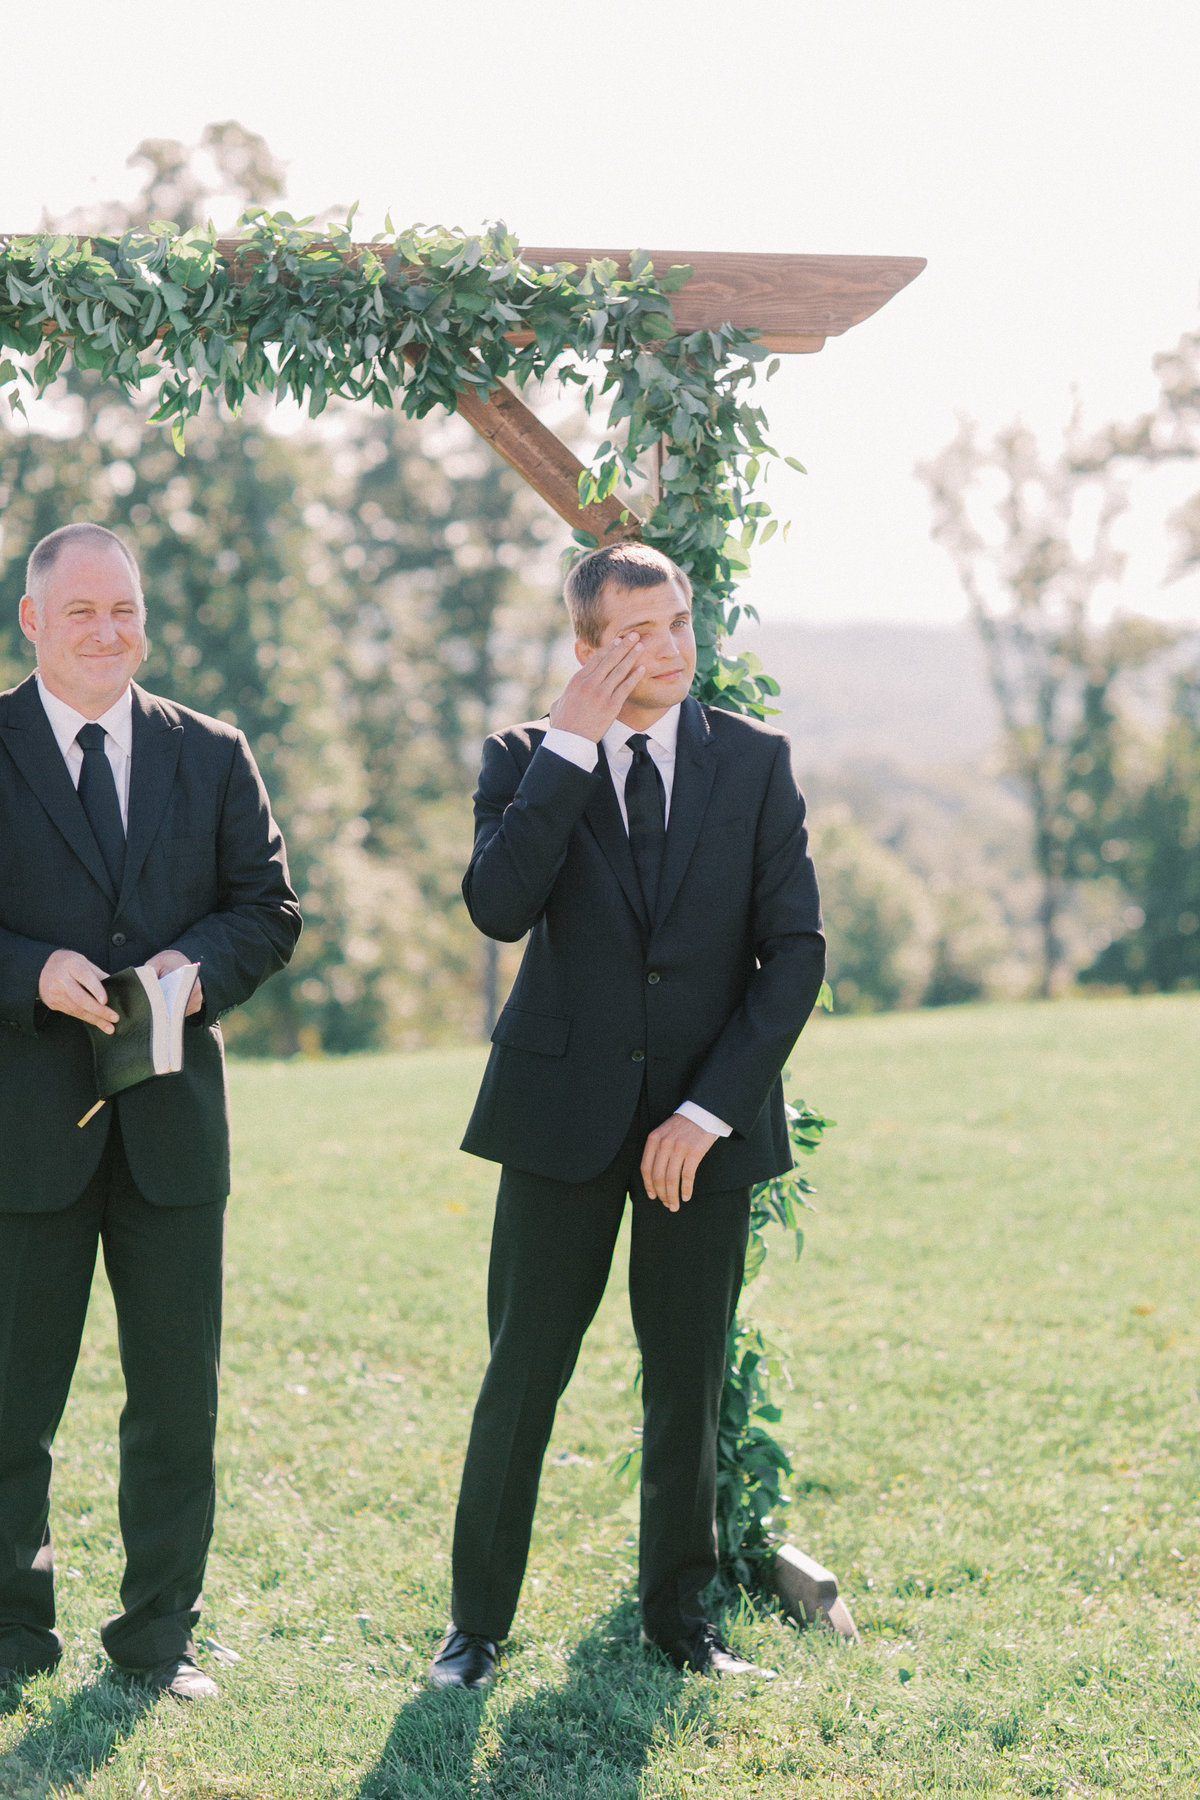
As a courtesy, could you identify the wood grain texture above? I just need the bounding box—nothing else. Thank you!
[399,347,641,540]
[453,379,642,542]
[519,248,927,348]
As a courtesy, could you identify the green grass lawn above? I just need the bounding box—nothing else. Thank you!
[2,993,1199,1798]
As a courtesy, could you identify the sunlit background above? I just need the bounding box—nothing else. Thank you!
[3,0,1199,623]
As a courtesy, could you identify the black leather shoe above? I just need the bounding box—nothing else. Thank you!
[0,1661,52,1690]
[429,1627,498,1690]
[643,1623,764,1678]
[142,1656,218,1701]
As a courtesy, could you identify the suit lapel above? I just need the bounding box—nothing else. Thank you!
[120,685,183,905]
[582,741,651,932]
[0,674,119,902]
[655,697,716,927]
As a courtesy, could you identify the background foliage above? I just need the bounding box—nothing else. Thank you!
[919,331,1200,1003]
[0,132,565,1052]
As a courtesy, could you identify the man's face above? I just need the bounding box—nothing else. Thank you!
[579,577,697,724]
[19,543,147,717]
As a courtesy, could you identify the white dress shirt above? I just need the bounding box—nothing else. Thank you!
[541,704,731,1141]
[36,676,134,830]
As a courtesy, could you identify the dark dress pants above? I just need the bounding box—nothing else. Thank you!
[0,1113,224,1674]
[450,1106,750,1646]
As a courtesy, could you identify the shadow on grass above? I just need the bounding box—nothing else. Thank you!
[357,1682,487,1800]
[0,1673,153,1796]
[360,1600,684,1799]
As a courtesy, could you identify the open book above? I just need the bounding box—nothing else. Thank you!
[78,962,201,1126]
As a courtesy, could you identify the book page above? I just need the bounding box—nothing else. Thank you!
[156,962,201,1072]
[133,965,171,1074]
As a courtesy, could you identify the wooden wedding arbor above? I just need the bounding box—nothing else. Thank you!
[0,228,925,1620]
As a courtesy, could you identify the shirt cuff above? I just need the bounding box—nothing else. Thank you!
[541,727,599,773]
[676,1100,732,1139]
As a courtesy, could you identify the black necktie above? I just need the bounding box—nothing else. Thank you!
[76,723,126,891]
[625,733,666,917]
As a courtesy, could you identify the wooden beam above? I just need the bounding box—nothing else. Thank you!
[454,378,642,543]
[401,347,641,542]
[519,249,926,352]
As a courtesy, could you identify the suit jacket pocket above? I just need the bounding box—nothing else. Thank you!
[491,1005,570,1056]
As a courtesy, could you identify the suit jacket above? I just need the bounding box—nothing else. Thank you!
[461,696,825,1192]
[0,673,301,1211]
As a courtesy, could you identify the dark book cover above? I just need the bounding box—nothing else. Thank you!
[81,962,200,1112]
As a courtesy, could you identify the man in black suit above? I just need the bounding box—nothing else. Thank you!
[430,543,825,1688]
[0,522,300,1699]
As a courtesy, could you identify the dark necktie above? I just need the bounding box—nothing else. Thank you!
[76,723,126,891]
[625,733,666,917]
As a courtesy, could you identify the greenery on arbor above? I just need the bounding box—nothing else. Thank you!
[713,1096,831,1594]
[0,141,823,1591]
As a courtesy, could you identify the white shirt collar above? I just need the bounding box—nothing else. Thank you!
[36,675,134,761]
[602,702,682,761]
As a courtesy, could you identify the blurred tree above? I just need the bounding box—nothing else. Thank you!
[1079,665,1200,990]
[807,809,935,1012]
[301,404,560,1045]
[1061,314,1200,993]
[0,400,380,1054]
[921,419,1174,995]
[53,120,287,239]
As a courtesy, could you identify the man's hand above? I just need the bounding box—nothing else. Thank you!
[38,950,120,1032]
[548,634,645,743]
[146,948,204,1016]
[641,1113,719,1213]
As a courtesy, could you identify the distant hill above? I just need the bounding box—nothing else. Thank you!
[733,621,999,771]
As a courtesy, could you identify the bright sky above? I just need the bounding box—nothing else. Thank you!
[4,0,1200,624]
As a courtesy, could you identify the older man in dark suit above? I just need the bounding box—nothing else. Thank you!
[430,543,825,1689]
[0,522,300,1699]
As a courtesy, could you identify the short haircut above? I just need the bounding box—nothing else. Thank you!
[563,543,692,646]
[26,523,142,609]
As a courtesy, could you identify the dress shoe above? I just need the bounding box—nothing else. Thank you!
[428,1627,498,1690]
[142,1656,219,1701]
[643,1623,764,1678]
[0,1661,52,1690]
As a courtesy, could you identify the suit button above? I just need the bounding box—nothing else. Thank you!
[646,971,660,985]
[111,932,126,947]
[631,1049,645,1063]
